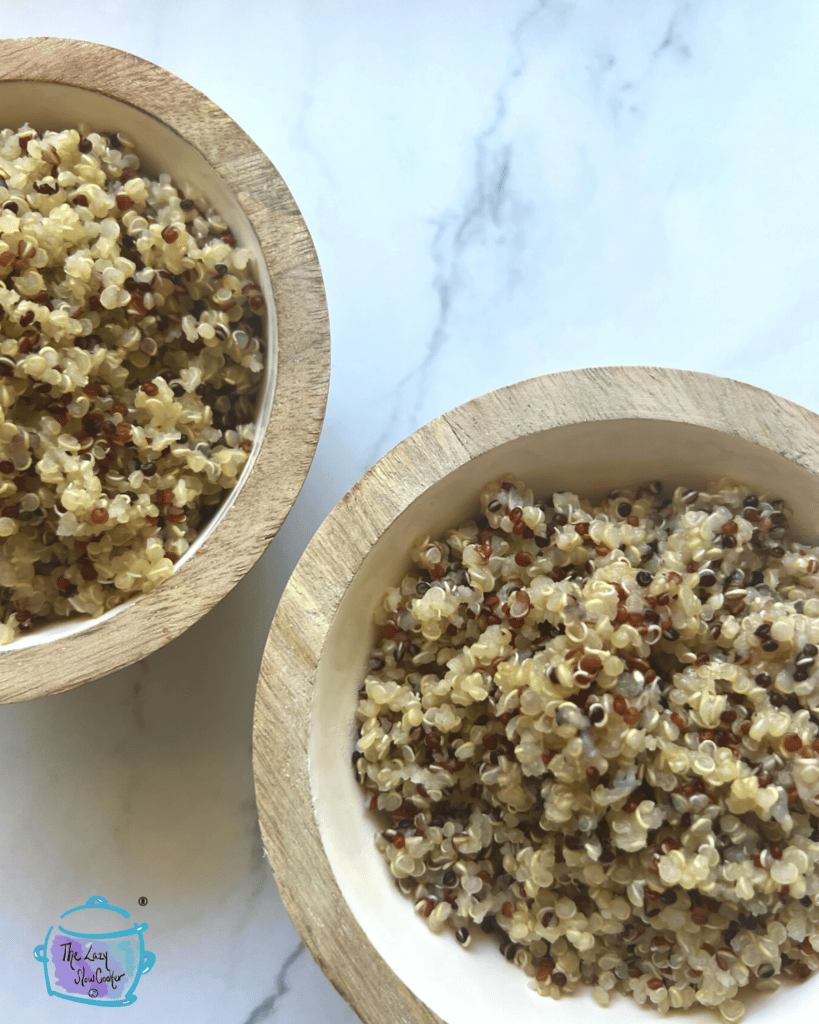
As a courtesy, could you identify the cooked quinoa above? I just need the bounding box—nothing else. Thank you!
[354,477,819,1021]
[0,124,265,642]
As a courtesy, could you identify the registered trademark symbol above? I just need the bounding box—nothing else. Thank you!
[89,989,99,998]
[138,897,148,906]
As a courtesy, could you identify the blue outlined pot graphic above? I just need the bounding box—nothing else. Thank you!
[34,896,155,1006]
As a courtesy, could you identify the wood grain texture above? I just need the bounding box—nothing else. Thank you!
[254,367,819,1024]
[0,39,329,700]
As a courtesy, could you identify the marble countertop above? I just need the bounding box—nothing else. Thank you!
[3,1,819,1020]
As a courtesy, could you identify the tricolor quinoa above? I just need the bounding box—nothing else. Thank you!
[354,477,819,1021]
[0,125,264,642]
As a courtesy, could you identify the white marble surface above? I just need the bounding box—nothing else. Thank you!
[3,1,819,1020]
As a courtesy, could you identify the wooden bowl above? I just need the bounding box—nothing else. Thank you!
[0,38,329,700]
[254,367,819,1024]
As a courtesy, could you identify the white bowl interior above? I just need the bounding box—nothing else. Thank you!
[0,81,278,649]
[311,418,819,1024]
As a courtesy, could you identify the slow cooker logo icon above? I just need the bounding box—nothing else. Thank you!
[34,896,156,1006]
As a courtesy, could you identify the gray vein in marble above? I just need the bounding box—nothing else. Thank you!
[130,661,149,732]
[102,668,145,854]
[241,942,306,1023]
[598,3,695,123]
[290,57,329,186]
[232,820,270,936]
[653,1,693,61]
[368,0,546,465]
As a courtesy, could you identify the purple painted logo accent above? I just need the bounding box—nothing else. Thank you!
[50,933,128,997]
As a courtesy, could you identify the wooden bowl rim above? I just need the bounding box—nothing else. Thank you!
[253,366,819,1024]
[0,37,330,700]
